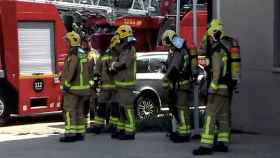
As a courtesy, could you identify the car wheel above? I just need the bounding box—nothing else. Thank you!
[0,95,10,126]
[136,96,158,120]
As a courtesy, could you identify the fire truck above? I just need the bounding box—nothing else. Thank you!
[0,1,68,125]
[113,9,207,51]
[91,1,207,52]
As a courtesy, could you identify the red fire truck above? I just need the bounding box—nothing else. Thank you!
[0,1,67,125]
[112,9,207,51]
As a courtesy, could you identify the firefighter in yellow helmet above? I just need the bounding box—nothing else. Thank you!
[80,35,100,132]
[108,25,137,140]
[193,19,241,155]
[161,30,198,143]
[60,31,94,142]
[89,34,120,135]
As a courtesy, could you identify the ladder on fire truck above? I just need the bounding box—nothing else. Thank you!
[19,0,156,16]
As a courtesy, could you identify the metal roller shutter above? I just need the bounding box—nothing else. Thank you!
[18,22,55,75]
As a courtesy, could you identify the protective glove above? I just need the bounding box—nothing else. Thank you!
[89,80,95,89]
[109,62,117,72]
[93,74,101,87]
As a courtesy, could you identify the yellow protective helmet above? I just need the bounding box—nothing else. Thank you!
[65,31,81,47]
[115,25,133,39]
[161,30,176,47]
[207,19,224,38]
[109,34,121,49]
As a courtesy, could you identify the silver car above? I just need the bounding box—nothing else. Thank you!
[134,52,169,120]
[134,52,207,120]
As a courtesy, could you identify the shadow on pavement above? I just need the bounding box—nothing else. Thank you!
[5,113,63,127]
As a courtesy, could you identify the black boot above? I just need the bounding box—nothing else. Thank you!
[118,133,135,140]
[111,132,119,139]
[59,135,77,143]
[75,133,85,141]
[110,128,120,139]
[193,146,213,155]
[109,126,117,133]
[169,132,190,143]
[212,142,229,152]
[86,127,93,133]
[89,126,102,134]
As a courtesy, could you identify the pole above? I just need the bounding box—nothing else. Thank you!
[192,0,201,139]
[172,0,181,133]
[175,0,180,34]
[192,0,198,47]
[216,0,221,19]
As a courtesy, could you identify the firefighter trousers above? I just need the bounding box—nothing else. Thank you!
[93,89,117,128]
[63,93,89,135]
[84,96,98,128]
[115,87,136,135]
[169,89,191,136]
[200,93,231,146]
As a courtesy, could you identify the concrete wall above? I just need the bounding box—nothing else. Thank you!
[214,0,280,135]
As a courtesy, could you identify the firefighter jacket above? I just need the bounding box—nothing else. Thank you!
[112,45,136,88]
[200,35,241,96]
[61,47,95,96]
[163,47,197,90]
[95,50,117,89]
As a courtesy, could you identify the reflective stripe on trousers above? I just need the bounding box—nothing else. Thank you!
[93,116,105,126]
[65,112,86,134]
[124,109,135,133]
[176,110,191,135]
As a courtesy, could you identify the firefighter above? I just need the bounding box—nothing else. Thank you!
[109,25,137,140]
[60,31,94,142]
[80,36,100,132]
[193,19,241,155]
[161,30,198,143]
[90,35,120,135]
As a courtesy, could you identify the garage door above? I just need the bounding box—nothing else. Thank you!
[18,22,55,75]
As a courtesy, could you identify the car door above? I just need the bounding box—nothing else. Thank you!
[148,55,169,108]
[135,53,169,109]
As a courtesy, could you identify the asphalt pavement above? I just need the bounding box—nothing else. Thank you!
[0,132,280,158]
[0,115,279,158]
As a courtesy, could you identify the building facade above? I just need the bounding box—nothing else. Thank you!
[211,0,280,135]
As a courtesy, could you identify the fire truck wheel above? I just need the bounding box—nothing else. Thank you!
[0,96,10,126]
